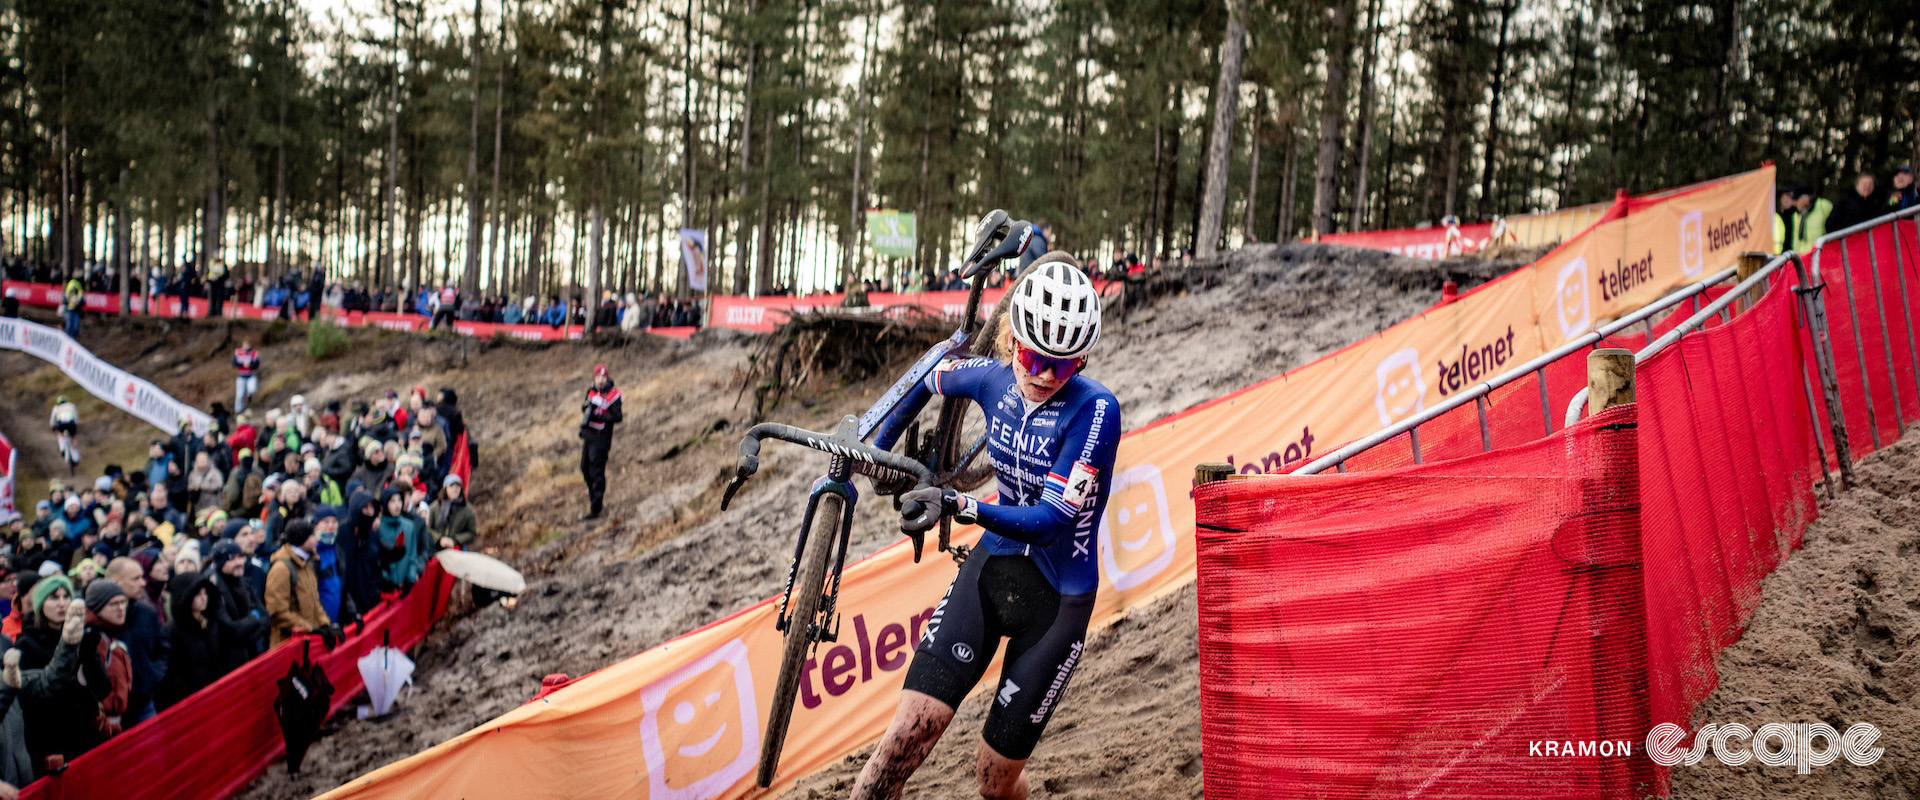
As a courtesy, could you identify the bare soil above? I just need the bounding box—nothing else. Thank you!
[1670,432,1920,800]
[0,244,1529,799]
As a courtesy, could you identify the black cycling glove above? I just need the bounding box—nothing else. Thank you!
[899,486,979,535]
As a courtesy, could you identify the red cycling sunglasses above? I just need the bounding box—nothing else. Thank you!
[1015,345,1085,380]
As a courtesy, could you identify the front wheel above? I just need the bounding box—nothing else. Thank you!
[757,491,844,787]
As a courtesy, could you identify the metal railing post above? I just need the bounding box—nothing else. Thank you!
[1888,224,1920,419]
[1863,230,1905,431]
[1794,254,1855,490]
[1786,263,1837,499]
[1835,239,1883,449]
[1537,367,1554,436]
[1476,395,1492,452]
[1409,427,1424,464]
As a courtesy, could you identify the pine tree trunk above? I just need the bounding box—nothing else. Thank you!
[269,102,286,279]
[1311,0,1357,236]
[730,2,761,296]
[587,203,603,331]
[1196,0,1248,258]
[115,168,130,314]
[464,0,486,296]
[1244,87,1265,242]
[1349,0,1382,231]
[1476,0,1515,220]
[1277,130,1299,241]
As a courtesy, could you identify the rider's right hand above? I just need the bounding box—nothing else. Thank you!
[899,487,944,535]
[899,487,978,535]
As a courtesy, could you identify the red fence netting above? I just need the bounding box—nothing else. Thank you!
[1197,404,1648,799]
[1196,276,1832,798]
[1634,281,1821,769]
[18,561,455,800]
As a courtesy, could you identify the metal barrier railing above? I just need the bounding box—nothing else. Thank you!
[1293,264,1743,475]
[1558,203,1920,491]
[1555,249,1840,495]
[1809,204,1920,452]
[1290,203,1920,480]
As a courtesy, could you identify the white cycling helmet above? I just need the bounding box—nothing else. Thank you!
[1008,255,1102,359]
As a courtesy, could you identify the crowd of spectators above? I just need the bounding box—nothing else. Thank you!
[0,383,477,788]
[0,258,708,334]
[1775,164,1918,253]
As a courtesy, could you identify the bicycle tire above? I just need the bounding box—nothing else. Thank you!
[757,491,844,788]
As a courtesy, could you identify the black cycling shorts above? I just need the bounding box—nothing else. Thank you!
[902,550,1094,760]
[52,422,76,436]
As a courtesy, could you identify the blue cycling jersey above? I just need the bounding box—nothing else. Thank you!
[877,357,1120,596]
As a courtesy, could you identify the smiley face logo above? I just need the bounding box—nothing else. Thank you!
[1373,349,1426,427]
[1679,211,1704,277]
[1099,465,1177,591]
[1555,257,1591,340]
[637,638,761,798]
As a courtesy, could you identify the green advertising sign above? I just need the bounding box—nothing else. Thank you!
[866,210,916,258]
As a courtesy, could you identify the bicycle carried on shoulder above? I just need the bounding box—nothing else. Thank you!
[719,210,1038,787]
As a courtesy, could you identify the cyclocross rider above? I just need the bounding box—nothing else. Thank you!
[854,253,1120,800]
[50,395,80,471]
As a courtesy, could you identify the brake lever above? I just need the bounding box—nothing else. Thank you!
[719,454,759,511]
[899,497,927,563]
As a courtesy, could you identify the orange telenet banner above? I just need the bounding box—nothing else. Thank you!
[317,167,1773,800]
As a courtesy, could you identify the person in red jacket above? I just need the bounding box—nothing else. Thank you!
[577,364,623,520]
[232,342,261,413]
[227,413,258,454]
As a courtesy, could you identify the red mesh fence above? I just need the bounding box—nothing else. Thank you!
[1196,275,1836,798]
[1634,282,1821,768]
[1803,221,1920,463]
[1197,405,1648,799]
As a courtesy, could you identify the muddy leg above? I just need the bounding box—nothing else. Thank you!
[974,740,1028,800]
[851,690,955,800]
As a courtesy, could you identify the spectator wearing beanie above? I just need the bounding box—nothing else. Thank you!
[14,578,97,777]
[350,440,391,500]
[264,520,330,647]
[104,557,168,726]
[82,580,134,737]
[322,428,357,489]
[304,457,344,507]
[311,508,353,624]
[431,475,477,551]
[205,541,265,672]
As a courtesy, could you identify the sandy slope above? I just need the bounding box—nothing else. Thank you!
[1670,432,1920,800]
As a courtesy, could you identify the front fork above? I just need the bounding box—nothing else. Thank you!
[775,464,859,645]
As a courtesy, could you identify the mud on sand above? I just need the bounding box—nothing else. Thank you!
[0,245,1525,800]
[1671,431,1920,800]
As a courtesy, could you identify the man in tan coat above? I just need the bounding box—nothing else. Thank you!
[264,519,330,647]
